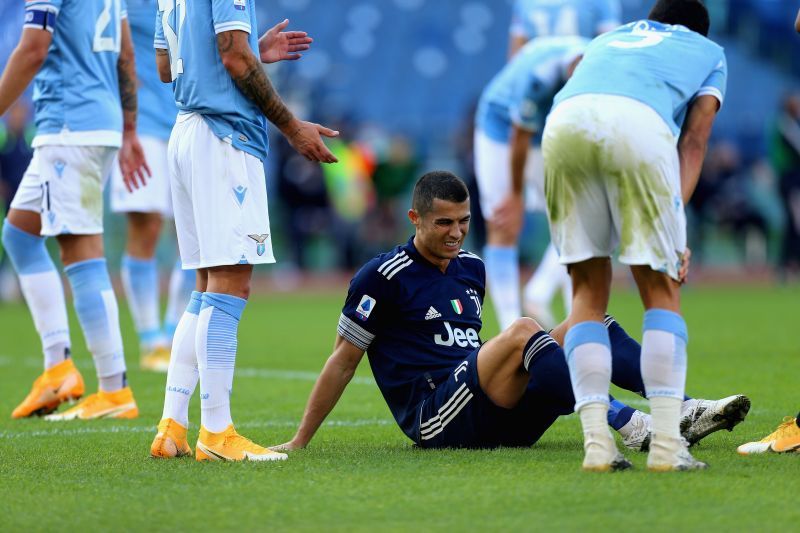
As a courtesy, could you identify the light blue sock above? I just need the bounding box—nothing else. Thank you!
[483,245,520,330]
[564,321,612,411]
[2,221,71,368]
[121,255,161,349]
[196,292,247,432]
[65,258,127,391]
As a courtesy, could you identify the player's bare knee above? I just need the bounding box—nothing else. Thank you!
[506,317,542,351]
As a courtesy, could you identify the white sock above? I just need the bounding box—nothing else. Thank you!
[650,397,682,441]
[483,245,520,330]
[579,402,613,443]
[564,321,612,411]
[19,271,71,369]
[162,292,202,427]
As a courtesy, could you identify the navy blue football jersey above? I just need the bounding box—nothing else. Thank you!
[337,237,486,440]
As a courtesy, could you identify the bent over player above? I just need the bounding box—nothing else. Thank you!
[273,172,748,456]
[1,0,149,420]
[149,0,338,462]
[543,0,726,470]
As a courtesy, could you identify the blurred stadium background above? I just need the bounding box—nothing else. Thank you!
[2,0,800,296]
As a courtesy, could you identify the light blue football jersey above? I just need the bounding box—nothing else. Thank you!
[477,36,588,143]
[510,0,621,40]
[24,0,128,148]
[127,0,175,141]
[554,20,727,136]
[155,0,267,161]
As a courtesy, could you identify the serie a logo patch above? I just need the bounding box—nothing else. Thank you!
[356,295,376,321]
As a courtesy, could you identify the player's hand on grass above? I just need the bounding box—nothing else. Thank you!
[270,440,304,452]
[678,246,692,284]
[283,118,339,163]
[491,193,524,236]
[119,133,151,192]
[259,19,312,64]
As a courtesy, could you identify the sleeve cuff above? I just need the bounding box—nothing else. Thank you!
[695,87,724,107]
[337,314,374,351]
[154,39,168,49]
[214,21,251,34]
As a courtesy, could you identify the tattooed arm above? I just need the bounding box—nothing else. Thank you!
[216,30,338,163]
[117,19,150,191]
[156,48,171,83]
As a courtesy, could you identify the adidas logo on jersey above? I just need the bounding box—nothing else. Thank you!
[425,307,442,320]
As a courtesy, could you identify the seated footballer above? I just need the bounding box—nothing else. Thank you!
[273,171,748,457]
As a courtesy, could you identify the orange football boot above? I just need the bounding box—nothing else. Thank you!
[45,386,138,421]
[12,359,85,418]
[150,418,192,458]
[196,425,287,462]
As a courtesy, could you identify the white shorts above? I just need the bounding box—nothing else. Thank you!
[168,112,275,269]
[110,135,172,216]
[473,128,546,220]
[10,145,117,236]
[543,94,686,280]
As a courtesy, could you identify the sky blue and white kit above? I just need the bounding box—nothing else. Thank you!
[510,0,621,40]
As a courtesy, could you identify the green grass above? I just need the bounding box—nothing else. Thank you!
[1,284,799,531]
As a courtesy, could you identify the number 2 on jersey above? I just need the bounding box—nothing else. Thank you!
[93,0,121,53]
[158,0,187,79]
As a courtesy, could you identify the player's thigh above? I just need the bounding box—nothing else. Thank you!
[543,98,614,265]
[473,129,511,220]
[416,350,499,448]
[604,99,685,281]
[9,150,44,233]
[110,135,171,216]
[38,145,116,236]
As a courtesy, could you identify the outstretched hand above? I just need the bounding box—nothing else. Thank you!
[285,119,339,164]
[270,440,304,452]
[259,19,313,64]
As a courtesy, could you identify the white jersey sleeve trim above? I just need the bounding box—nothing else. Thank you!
[337,314,374,351]
[154,39,168,49]
[214,21,251,35]
[33,130,123,149]
[25,2,59,15]
[695,87,724,107]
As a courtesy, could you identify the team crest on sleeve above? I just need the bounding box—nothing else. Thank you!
[233,0,246,10]
[356,295,377,321]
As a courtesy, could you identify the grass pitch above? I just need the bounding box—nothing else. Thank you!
[1,282,799,531]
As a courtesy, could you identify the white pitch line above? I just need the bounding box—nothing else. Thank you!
[0,355,376,386]
[0,418,393,440]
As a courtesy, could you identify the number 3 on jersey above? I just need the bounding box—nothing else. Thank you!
[158,0,187,79]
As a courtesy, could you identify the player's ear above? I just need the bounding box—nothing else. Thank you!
[408,208,420,226]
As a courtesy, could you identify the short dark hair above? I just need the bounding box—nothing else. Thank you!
[411,171,469,215]
[648,0,710,36]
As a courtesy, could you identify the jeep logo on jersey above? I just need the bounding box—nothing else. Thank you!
[356,295,376,321]
[248,233,269,256]
[434,321,480,348]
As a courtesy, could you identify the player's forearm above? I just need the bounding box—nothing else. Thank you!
[0,45,45,116]
[678,135,707,204]
[292,355,358,446]
[508,35,526,59]
[117,26,138,134]
[155,49,171,83]
[795,9,800,33]
[217,32,296,131]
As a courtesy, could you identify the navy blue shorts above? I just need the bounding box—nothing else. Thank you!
[412,346,575,449]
